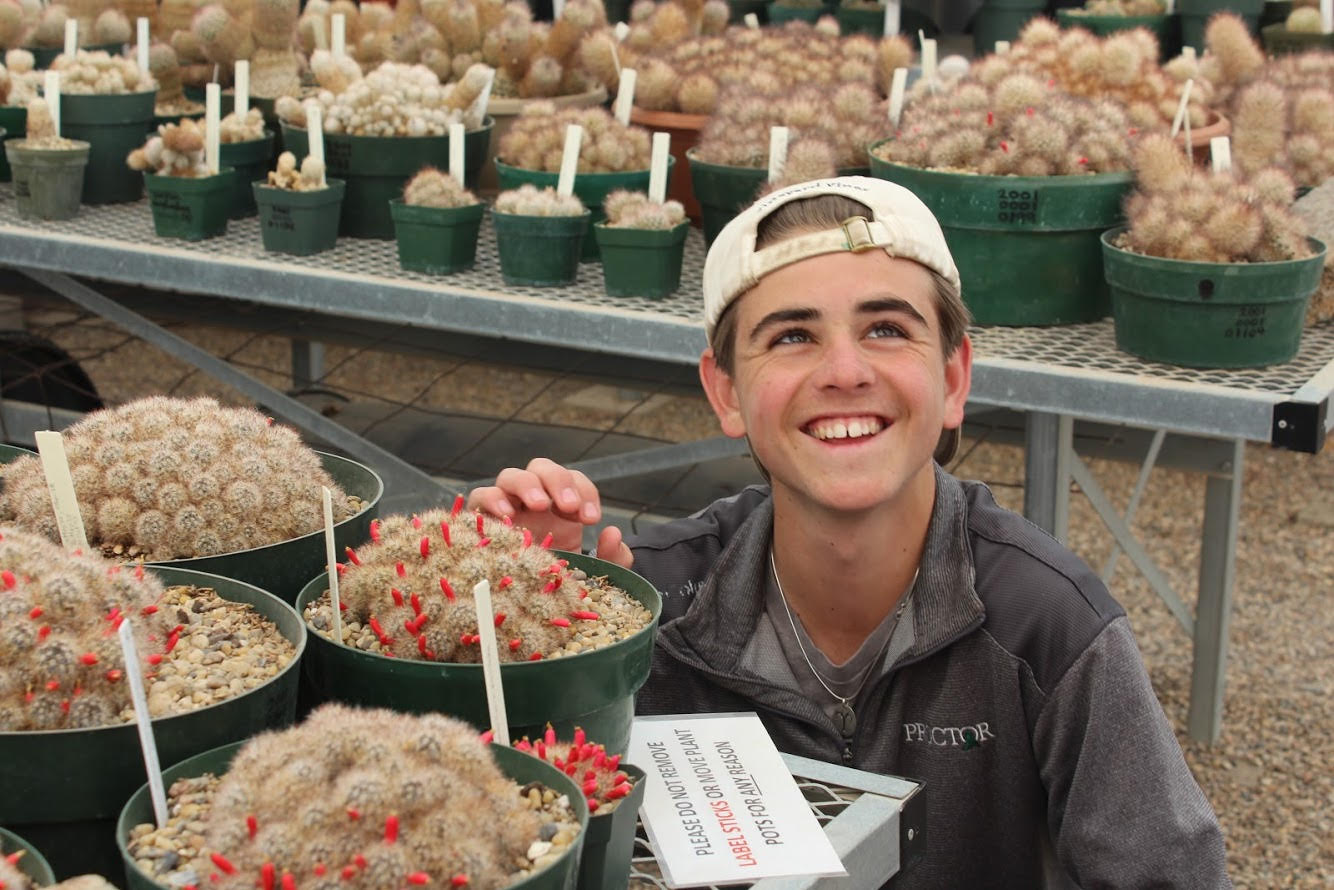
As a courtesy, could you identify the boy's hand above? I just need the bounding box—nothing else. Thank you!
[466,458,634,569]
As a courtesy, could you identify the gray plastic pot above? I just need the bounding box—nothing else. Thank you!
[0,827,55,886]
[4,138,90,221]
[0,566,305,881]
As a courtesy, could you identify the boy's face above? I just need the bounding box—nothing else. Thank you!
[700,249,971,517]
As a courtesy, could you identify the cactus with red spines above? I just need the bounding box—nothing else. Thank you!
[0,526,174,731]
[511,725,638,814]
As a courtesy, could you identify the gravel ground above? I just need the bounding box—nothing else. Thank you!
[13,306,1334,888]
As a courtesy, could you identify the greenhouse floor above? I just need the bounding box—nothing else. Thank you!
[5,295,1332,888]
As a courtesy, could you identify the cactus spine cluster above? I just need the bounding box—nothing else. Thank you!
[0,526,173,731]
[1122,133,1314,263]
[499,103,651,173]
[493,183,585,216]
[602,189,685,229]
[1284,1,1324,32]
[266,149,326,188]
[203,704,549,889]
[0,396,353,561]
[511,725,636,813]
[11,96,78,147]
[693,80,885,171]
[220,105,266,142]
[51,48,153,93]
[336,503,623,663]
[403,166,478,208]
[127,118,215,176]
[878,73,1133,175]
[185,0,302,96]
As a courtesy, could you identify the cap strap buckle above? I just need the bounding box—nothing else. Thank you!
[840,216,878,253]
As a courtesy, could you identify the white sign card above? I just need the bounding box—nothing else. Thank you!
[629,713,846,888]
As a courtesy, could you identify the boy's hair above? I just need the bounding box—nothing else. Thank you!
[709,194,971,377]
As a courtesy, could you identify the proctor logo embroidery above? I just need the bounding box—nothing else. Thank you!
[903,722,995,749]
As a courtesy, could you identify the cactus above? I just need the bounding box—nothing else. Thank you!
[402,166,478,208]
[602,189,685,229]
[1068,0,1165,14]
[0,525,175,731]
[0,396,354,560]
[51,48,150,93]
[511,726,637,813]
[127,118,215,176]
[493,183,585,216]
[92,8,130,43]
[219,105,265,141]
[194,704,571,889]
[1121,132,1313,263]
[0,0,24,49]
[331,505,646,663]
[265,149,326,189]
[280,59,488,136]
[498,103,651,173]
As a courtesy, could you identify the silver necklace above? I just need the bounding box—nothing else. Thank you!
[770,550,916,738]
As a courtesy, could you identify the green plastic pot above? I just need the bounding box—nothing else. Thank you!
[295,550,662,755]
[219,131,275,218]
[147,452,382,605]
[28,43,125,69]
[494,157,673,260]
[1259,0,1292,27]
[4,138,90,221]
[870,146,1133,325]
[492,209,591,286]
[578,764,647,890]
[1101,228,1326,368]
[0,105,28,181]
[1178,0,1263,49]
[281,118,493,239]
[0,566,305,881]
[1260,22,1334,53]
[58,89,157,204]
[971,0,1047,54]
[835,3,939,35]
[143,168,234,241]
[389,198,486,274]
[0,443,36,462]
[0,827,55,887]
[727,0,770,21]
[1055,8,1180,57]
[594,221,689,299]
[686,150,768,248]
[767,0,832,22]
[116,741,587,890]
[253,178,346,256]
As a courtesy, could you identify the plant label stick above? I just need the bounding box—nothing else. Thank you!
[234,59,249,117]
[63,18,76,59]
[649,132,670,203]
[312,15,328,51]
[473,66,496,123]
[614,21,630,42]
[119,619,169,830]
[136,17,149,74]
[1170,78,1194,138]
[920,33,937,85]
[554,0,566,20]
[449,121,465,186]
[306,100,326,186]
[744,12,760,28]
[768,125,789,184]
[888,67,908,128]
[1322,0,1332,33]
[995,40,1010,54]
[473,579,510,747]
[34,430,88,553]
[883,0,901,36]
[44,71,60,137]
[331,13,346,57]
[1210,136,1232,174]
[322,487,343,644]
[614,67,637,126]
[557,123,582,197]
[206,82,221,175]
[1181,45,1195,62]
[1165,0,1174,14]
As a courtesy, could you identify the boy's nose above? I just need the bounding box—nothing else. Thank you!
[815,337,875,390]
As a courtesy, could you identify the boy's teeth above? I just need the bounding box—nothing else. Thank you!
[810,418,882,440]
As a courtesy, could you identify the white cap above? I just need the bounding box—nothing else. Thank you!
[702,176,960,341]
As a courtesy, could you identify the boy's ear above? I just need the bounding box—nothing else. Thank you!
[699,348,747,440]
[943,333,973,431]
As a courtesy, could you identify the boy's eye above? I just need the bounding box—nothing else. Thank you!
[869,321,907,339]
[772,329,811,346]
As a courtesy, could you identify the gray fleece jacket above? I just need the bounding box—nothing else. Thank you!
[629,469,1231,889]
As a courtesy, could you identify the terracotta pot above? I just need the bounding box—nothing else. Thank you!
[629,105,708,224]
[1175,110,1230,167]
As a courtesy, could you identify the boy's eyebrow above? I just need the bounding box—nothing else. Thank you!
[747,296,930,343]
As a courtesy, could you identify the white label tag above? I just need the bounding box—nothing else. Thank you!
[629,714,847,888]
[1210,136,1232,174]
[767,126,788,184]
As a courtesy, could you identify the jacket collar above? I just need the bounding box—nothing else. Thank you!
[658,465,985,673]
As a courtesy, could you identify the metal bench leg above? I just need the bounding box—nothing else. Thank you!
[1188,439,1244,744]
[1023,411,1073,541]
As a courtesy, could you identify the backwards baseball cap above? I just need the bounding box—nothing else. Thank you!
[702,176,960,343]
[702,176,965,466]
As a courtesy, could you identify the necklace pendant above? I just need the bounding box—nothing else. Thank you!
[833,701,857,737]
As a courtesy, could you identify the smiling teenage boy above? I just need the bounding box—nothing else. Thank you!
[468,177,1231,888]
